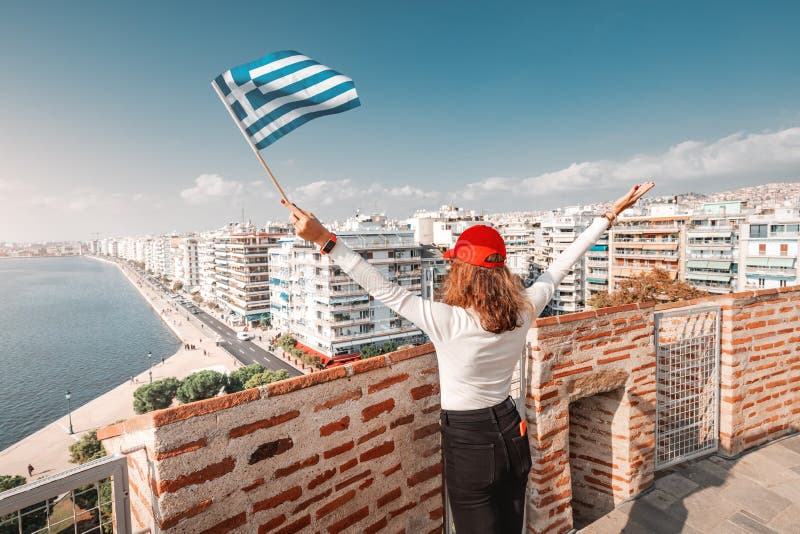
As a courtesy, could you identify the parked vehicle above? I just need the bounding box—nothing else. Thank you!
[236,331,252,341]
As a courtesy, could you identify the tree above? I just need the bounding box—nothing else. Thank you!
[226,364,265,393]
[380,341,398,354]
[277,334,296,351]
[259,316,270,329]
[244,369,291,388]
[359,345,380,359]
[176,370,227,403]
[69,431,105,464]
[589,268,709,309]
[133,377,182,414]
[0,475,51,534]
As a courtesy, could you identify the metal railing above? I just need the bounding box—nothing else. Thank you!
[0,454,131,534]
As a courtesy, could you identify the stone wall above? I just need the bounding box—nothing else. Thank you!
[99,344,443,533]
[98,286,800,534]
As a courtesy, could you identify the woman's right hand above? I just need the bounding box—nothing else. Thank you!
[612,181,655,215]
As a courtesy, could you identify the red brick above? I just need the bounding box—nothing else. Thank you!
[267,367,348,396]
[275,455,320,478]
[155,438,207,460]
[242,477,264,492]
[362,398,395,421]
[320,416,350,437]
[323,440,355,459]
[420,484,442,502]
[360,440,395,462]
[377,487,401,508]
[413,422,440,440]
[158,457,235,494]
[410,383,440,400]
[158,498,212,529]
[421,403,442,414]
[552,365,593,380]
[598,354,631,365]
[357,424,387,445]
[335,469,372,491]
[339,458,358,472]
[199,511,246,534]
[152,388,261,428]
[316,489,356,519]
[364,516,388,534]
[360,477,374,489]
[383,462,402,476]
[389,414,414,429]
[308,468,337,490]
[258,514,286,534]
[273,514,310,534]
[249,437,294,464]
[229,410,300,439]
[314,387,362,412]
[252,485,302,513]
[429,506,444,520]
[368,373,410,394]
[327,505,370,533]
[389,501,416,518]
[292,488,332,514]
[407,462,442,486]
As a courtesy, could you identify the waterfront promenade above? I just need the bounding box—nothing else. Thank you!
[0,259,239,479]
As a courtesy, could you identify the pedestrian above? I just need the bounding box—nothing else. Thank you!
[130,376,134,384]
[203,349,207,356]
[160,357,164,365]
[27,464,33,477]
[284,182,653,533]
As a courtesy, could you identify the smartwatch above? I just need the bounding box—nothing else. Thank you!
[320,233,338,255]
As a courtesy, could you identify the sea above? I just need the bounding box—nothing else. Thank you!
[0,256,180,451]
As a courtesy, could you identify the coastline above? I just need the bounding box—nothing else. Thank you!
[0,256,238,479]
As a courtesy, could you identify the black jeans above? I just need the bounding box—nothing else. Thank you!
[440,396,532,534]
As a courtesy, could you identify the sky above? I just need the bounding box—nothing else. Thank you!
[1,1,799,242]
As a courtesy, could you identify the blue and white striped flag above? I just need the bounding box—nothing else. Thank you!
[213,50,360,150]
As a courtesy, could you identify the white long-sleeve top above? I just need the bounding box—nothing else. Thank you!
[329,216,610,410]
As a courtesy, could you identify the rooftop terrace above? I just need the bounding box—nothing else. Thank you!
[3,285,799,533]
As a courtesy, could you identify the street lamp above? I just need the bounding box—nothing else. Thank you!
[65,390,74,434]
[148,351,153,384]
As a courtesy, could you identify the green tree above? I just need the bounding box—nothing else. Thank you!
[132,377,181,414]
[176,370,227,403]
[69,431,105,464]
[0,475,52,534]
[359,345,380,359]
[226,364,265,393]
[259,316,271,329]
[589,268,709,309]
[244,369,291,388]
[380,341,398,354]
[277,334,296,351]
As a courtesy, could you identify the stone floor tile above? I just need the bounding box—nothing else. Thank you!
[676,460,728,488]
[726,511,779,534]
[618,499,697,534]
[718,476,793,524]
[767,503,800,532]
[654,472,701,501]
[728,453,800,487]
[642,488,680,511]
[676,488,742,533]
[776,435,800,455]
[767,478,800,503]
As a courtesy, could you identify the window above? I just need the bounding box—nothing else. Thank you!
[780,280,787,288]
[750,224,768,238]
[758,278,765,288]
[780,244,788,256]
[759,244,766,255]
[770,225,785,234]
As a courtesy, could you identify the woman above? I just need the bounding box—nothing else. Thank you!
[284,182,654,533]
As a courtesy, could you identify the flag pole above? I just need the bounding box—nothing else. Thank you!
[211,81,290,203]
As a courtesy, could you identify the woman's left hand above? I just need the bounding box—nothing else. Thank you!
[612,181,655,215]
[282,199,332,246]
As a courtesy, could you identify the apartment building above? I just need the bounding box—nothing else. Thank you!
[214,226,284,326]
[584,227,611,303]
[495,220,537,278]
[269,231,428,360]
[532,213,593,315]
[609,213,688,290]
[684,201,746,294]
[173,237,200,289]
[407,204,484,247]
[738,208,800,290]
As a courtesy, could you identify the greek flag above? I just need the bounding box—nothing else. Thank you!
[213,50,360,149]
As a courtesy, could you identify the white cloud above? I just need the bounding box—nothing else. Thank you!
[180,174,244,204]
[292,179,360,206]
[462,127,800,200]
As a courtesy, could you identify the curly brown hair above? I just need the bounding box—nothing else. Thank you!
[441,254,534,334]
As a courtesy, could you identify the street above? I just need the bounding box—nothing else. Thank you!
[174,300,302,377]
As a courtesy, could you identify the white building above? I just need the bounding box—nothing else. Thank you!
[684,201,747,294]
[738,208,800,290]
[406,205,484,247]
[269,231,428,362]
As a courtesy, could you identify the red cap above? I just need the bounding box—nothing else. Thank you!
[442,225,506,268]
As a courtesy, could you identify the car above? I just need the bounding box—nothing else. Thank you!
[236,331,252,341]
[189,307,200,314]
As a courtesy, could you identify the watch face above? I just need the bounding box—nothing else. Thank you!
[322,239,336,253]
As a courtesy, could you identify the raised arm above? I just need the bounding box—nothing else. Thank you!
[283,200,458,342]
[525,181,655,317]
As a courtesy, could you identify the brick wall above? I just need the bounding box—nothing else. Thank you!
[99,286,800,534]
[100,344,443,533]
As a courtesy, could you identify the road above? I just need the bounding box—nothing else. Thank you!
[167,293,302,378]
